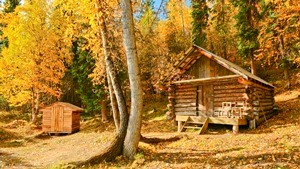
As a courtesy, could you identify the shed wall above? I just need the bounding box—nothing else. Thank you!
[42,107,80,133]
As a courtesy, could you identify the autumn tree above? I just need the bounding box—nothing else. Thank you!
[0,0,20,51]
[0,0,72,123]
[136,0,164,93]
[258,0,300,88]
[147,0,192,85]
[206,0,237,59]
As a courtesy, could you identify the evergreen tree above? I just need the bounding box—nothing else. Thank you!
[191,0,208,47]
[231,0,260,74]
[68,40,104,116]
[3,0,20,13]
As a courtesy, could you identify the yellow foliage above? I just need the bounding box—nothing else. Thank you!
[0,0,73,106]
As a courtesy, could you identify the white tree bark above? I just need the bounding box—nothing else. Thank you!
[106,69,120,130]
[120,0,144,159]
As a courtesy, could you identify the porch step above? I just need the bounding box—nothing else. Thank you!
[184,126,202,129]
[186,121,204,124]
[179,116,209,134]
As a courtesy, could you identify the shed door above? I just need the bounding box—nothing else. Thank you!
[51,106,64,132]
[198,85,214,116]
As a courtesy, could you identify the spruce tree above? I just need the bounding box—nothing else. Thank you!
[191,0,208,47]
[231,0,260,74]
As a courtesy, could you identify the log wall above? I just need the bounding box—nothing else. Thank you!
[168,77,275,127]
[248,85,275,125]
[213,82,248,110]
[174,84,198,116]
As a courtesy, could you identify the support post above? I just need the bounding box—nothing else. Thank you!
[232,125,239,134]
[178,121,183,132]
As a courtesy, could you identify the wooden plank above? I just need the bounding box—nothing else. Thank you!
[253,106,273,111]
[214,84,246,90]
[175,99,196,103]
[176,85,196,89]
[232,125,239,134]
[175,112,197,116]
[174,103,197,108]
[253,91,273,96]
[199,118,209,134]
[252,102,274,106]
[253,98,274,103]
[214,97,247,102]
[176,116,247,125]
[175,91,196,96]
[175,95,196,99]
[214,89,246,94]
[203,85,214,116]
[176,85,197,92]
[173,75,241,84]
[214,93,247,98]
[175,107,197,112]
[197,48,248,79]
[197,85,203,112]
[176,115,208,123]
[178,121,183,132]
[176,116,189,121]
[210,59,216,77]
[258,110,274,118]
[208,117,247,125]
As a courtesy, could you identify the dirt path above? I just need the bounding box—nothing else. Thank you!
[0,132,113,168]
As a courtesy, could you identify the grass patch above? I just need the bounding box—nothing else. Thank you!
[0,111,30,124]
[142,94,168,121]
[0,127,23,147]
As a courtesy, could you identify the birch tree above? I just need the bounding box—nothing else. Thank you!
[120,0,144,159]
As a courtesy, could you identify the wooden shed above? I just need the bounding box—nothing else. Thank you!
[40,102,83,134]
[165,45,276,133]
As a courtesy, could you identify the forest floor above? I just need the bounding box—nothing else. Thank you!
[0,89,300,169]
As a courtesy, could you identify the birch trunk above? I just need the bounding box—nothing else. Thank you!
[120,0,144,159]
[85,1,129,162]
[107,71,120,130]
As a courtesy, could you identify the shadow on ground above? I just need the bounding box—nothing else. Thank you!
[0,151,33,168]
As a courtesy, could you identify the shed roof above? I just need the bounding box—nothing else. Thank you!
[166,45,274,88]
[39,102,84,112]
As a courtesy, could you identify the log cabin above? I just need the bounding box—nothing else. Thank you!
[40,102,83,134]
[165,45,276,134]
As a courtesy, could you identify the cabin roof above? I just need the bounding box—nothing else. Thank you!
[166,45,274,88]
[39,102,84,112]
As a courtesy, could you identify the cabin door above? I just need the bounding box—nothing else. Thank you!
[51,106,64,132]
[197,85,214,116]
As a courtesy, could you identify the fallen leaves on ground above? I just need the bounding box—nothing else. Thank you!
[0,91,300,168]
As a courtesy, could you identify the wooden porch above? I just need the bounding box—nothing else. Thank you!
[176,115,248,134]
